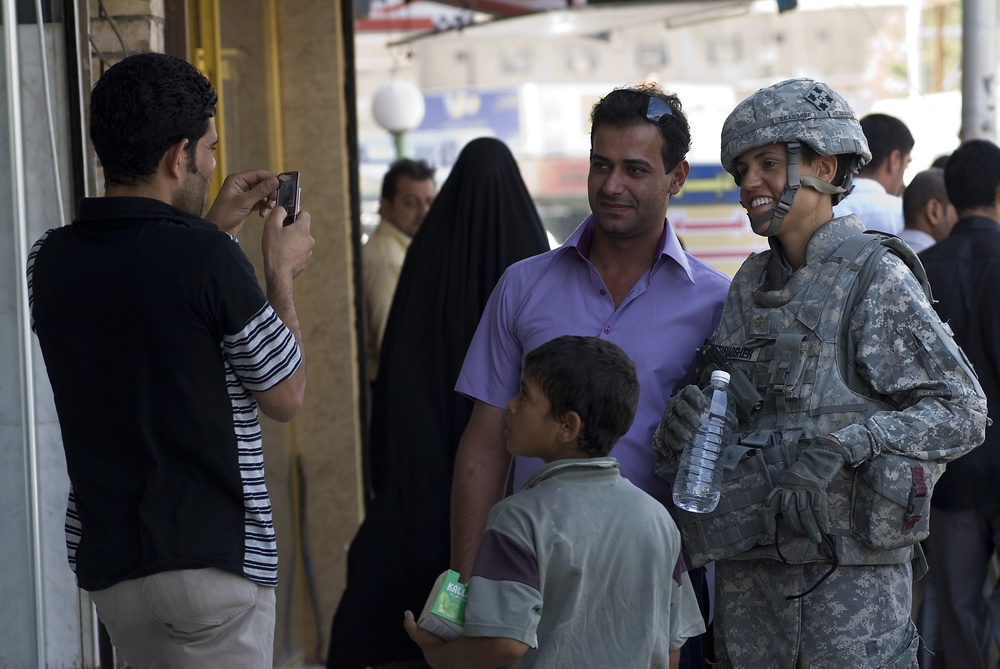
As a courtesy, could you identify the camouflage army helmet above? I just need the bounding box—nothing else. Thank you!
[720,78,871,235]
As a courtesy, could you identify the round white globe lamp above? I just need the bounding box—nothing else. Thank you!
[372,78,426,158]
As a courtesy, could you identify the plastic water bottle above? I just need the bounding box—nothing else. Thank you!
[672,370,737,513]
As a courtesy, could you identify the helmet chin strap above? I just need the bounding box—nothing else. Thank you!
[749,142,801,237]
[748,142,849,236]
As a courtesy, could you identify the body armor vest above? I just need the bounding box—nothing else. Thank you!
[676,231,940,568]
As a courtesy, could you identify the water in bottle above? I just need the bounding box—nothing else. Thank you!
[673,369,737,513]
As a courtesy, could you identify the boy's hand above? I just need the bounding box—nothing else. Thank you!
[403,610,531,669]
[403,610,445,650]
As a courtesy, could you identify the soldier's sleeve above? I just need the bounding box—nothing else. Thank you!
[833,252,988,465]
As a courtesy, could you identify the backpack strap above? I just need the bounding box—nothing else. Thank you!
[838,232,933,395]
[876,234,934,304]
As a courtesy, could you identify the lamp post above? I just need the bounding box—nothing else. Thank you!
[372,78,426,158]
[961,0,997,141]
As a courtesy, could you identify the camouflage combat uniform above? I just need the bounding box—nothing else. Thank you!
[705,214,987,668]
[656,78,988,668]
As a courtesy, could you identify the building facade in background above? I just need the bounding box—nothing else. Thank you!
[356,0,964,275]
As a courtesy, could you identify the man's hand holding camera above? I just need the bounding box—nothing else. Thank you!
[205,169,281,236]
[264,204,314,290]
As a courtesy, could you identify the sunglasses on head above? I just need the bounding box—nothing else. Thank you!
[644,95,674,126]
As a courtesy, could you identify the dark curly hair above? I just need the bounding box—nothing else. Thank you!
[524,336,639,457]
[90,52,218,186]
[590,83,692,173]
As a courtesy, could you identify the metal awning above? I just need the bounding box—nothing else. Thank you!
[359,0,753,43]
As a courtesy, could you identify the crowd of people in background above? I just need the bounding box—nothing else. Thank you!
[26,48,1000,669]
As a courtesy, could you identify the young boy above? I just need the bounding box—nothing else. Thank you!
[404,335,705,668]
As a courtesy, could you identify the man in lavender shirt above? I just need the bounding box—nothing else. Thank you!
[451,84,730,666]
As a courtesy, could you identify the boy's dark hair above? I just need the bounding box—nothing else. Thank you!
[380,158,435,201]
[903,168,949,227]
[944,139,1000,212]
[857,113,914,175]
[524,335,639,457]
[90,53,218,187]
[590,83,692,173]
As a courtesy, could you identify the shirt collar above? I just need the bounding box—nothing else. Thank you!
[900,229,935,245]
[521,457,620,490]
[74,196,216,230]
[559,214,696,283]
[953,215,1000,233]
[377,219,414,247]
[851,177,890,196]
[768,212,867,266]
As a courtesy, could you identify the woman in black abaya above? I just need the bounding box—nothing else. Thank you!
[327,137,550,669]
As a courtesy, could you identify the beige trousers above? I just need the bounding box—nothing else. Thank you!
[89,567,275,669]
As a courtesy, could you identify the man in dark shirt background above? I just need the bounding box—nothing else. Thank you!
[919,138,1000,669]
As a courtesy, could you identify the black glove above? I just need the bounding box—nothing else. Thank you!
[763,436,847,543]
[653,385,708,472]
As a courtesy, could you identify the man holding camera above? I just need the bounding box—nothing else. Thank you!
[27,52,313,668]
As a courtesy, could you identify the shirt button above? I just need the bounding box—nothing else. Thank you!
[603,326,612,334]
[600,289,607,296]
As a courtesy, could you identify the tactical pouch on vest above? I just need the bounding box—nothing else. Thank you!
[850,453,945,550]
[671,340,763,422]
[673,430,787,566]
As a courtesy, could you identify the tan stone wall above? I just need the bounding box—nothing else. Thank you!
[271,0,363,663]
[89,0,165,59]
[219,0,363,663]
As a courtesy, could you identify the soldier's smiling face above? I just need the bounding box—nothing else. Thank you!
[735,142,831,238]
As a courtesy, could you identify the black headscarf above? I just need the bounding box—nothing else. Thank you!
[328,137,550,669]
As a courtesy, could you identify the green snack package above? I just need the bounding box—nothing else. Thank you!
[417,570,468,640]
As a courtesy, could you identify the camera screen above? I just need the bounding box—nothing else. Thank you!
[277,175,298,209]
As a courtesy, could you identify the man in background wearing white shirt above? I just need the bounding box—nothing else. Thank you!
[900,167,958,253]
[833,113,913,234]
